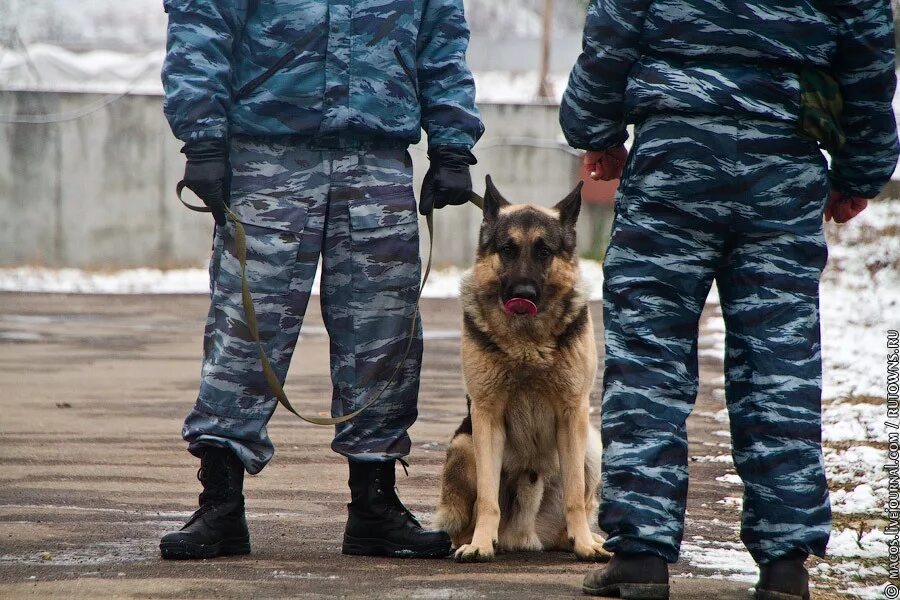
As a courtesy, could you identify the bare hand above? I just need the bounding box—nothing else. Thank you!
[825,190,869,224]
[584,145,628,181]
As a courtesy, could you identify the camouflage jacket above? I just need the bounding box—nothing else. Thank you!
[560,0,899,198]
[162,0,484,150]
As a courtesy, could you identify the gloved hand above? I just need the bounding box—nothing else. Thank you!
[825,190,868,224]
[419,147,477,215]
[584,145,628,181]
[181,139,230,226]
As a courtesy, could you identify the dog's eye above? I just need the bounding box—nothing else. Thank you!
[499,244,516,259]
[536,246,553,259]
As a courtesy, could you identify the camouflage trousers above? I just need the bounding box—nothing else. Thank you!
[600,116,831,564]
[182,138,422,475]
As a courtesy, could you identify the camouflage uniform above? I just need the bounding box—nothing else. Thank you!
[560,0,898,564]
[162,0,483,474]
[162,0,482,149]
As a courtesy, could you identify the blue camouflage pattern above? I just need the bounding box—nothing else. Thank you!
[599,115,832,564]
[161,0,484,150]
[183,138,423,474]
[560,0,899,198]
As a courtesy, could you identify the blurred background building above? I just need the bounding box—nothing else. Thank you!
[0,0,622,269]
[0,0,898,269]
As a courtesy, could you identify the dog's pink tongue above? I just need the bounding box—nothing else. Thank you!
[503,298,538,317]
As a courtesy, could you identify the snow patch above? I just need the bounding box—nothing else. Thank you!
[0,267,211,295]
[819,199,900,400]
[716,497,743,509]
[822,402,889,444]
[715,474,742,485]
[0,260,605,299]
[830,484,878,515]
[827,528,890,559]
[843,584,896,600]
[693,454,733,464]
[680,540,758,583]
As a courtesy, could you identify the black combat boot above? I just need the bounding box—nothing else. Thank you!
[342,460,451,558]
[582,552,670,599]
[755,554,810,600]
[159,446,250,560]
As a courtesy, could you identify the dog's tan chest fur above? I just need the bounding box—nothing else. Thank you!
[499,391,561,474]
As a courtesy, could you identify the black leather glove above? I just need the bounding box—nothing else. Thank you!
[419,147,476,216]
[181,139,230,226]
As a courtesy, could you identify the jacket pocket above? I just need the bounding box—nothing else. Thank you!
[234,27,321,101]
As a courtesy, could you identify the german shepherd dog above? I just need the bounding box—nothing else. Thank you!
[435,176,608,563]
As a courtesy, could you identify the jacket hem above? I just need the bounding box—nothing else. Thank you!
[229,132,413,151]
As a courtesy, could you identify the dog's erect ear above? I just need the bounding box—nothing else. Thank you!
[483,175,510,221]
[554,181,584,229]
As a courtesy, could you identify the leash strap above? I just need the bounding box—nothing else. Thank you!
[176,183,482,426]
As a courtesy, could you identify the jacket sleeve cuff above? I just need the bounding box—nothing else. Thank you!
[175,123,229,144]
[828,170,893,199]
[828,179,886,199]
[427,145,477,165]
[565,129,629,152]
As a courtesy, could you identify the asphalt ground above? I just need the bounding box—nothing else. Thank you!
[0,293,846,599]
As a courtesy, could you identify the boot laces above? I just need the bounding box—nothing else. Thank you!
[183,462,233,528]
[385,459,420,527]
[181,468,216,527]
[197,465,231,500]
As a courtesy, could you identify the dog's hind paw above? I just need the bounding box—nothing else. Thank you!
[454,541,496,563]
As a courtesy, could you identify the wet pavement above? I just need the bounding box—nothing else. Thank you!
[0,293,846,599]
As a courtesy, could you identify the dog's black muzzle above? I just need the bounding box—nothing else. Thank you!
[502,281,541,306]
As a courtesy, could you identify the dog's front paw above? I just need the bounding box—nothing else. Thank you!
[454,540,497,563]
[573,538,611,563]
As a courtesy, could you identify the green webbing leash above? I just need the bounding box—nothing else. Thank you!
[177,181,483,426]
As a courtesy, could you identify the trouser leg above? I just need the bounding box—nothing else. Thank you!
[183,141,329,474]
[719,120,831,563]
[600,117,732,562]
[321,149,423,461]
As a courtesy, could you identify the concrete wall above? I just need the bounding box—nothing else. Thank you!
[0,91,587,269]
[467,35,582,73]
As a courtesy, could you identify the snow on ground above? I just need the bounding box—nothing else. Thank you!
[810,201,896,594]
[841,585,894,600]
[679,539,758,583]
[819,199,900,400]
[0,260,604,300]
[0,267,210,295]
[827,528,892,560]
